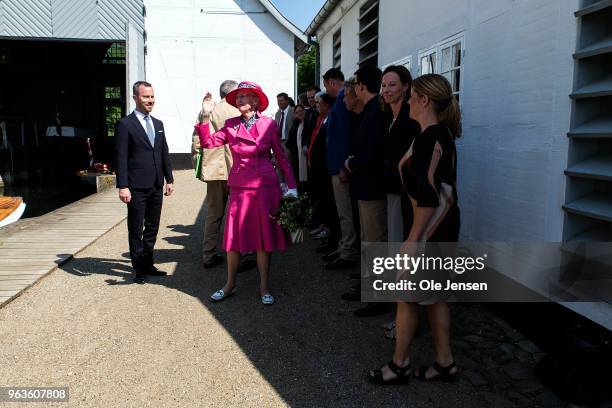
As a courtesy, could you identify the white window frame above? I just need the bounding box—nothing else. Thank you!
[417,33,465,99]
[383,55,412,74]
[417,47,437,76]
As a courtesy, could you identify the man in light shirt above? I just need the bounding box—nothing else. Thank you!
[192,80,238,268]
[115,81,174,284]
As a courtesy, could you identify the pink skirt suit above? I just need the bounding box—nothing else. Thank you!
[195,115,297,253]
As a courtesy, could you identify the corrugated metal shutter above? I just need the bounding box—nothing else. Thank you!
[0,0,143,40]
[1,0,53,38]
[97,0,144,41]
[52,0,98,39]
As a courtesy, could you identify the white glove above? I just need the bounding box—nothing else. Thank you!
[284,188,298,198]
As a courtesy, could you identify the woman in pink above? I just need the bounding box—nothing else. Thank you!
[195,81,297,305]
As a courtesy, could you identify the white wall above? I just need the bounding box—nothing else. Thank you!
[317,0,361,81]
[317,0,579,242]
[145,0,296,153]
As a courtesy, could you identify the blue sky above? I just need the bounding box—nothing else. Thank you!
[270,0,327,31]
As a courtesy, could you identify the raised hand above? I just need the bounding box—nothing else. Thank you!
[201,92,214,116]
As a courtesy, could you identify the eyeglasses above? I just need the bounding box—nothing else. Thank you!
[236,93,257,99]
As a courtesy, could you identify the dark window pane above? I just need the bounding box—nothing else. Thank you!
[103,43,126,65]
[105,106,122,136]
[454,69,461,92]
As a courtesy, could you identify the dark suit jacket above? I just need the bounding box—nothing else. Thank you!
[115,112,174,189]
[346,95,386,201]
[300,108,319,148]
[382,103,421,195]
[309,118,328,180]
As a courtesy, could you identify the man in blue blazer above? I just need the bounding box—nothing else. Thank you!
[115,81,174,284]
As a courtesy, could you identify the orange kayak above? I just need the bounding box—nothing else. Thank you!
[0,196,23,223]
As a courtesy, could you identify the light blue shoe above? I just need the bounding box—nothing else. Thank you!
[210,287,235,301]
[261,293,274,305]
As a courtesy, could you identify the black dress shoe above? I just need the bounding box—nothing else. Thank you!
[144,264,167,276]
[325,258,357,270]
[322,251,339,262]
[353,302,393,317]
[341,291,361,301]
[203,254,224,269]
[315,241,332,253]
[134,274,146,284]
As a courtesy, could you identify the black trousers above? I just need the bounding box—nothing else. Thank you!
[127,187,163,270]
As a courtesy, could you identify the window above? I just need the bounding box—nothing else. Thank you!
[384,56,412,73]
[104,87,121,99]
[358,0,378,67]
[103,43,126,65]
[332,29,341,70]
[419,49,436,75]
[104,86,123,137]
[418,34,465,99]
[440,41,462,97]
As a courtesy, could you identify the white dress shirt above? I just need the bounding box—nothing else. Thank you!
[133,109,151,133]
[280,106,289,140]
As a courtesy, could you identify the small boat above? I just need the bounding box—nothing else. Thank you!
[0,196,26,228]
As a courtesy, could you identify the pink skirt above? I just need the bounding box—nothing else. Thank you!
[222,185,291,253]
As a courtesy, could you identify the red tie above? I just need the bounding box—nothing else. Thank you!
[308,116,324,162]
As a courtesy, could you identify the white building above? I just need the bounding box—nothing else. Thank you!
[146,0,309,155]
[306,0,612,329]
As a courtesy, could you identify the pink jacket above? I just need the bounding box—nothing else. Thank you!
[195,115,297,189]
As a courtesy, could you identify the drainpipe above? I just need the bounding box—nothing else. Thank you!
[314,40,320,87]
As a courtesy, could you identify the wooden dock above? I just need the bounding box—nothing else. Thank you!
[0,188,125,308]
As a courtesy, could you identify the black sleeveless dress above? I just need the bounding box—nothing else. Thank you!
[400,123,460,242]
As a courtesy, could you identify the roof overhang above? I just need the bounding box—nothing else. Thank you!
[257,0,313,57]
[257,0,309,45]
[305,0,342,37]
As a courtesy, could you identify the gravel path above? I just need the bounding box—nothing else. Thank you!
[0,171,562,407]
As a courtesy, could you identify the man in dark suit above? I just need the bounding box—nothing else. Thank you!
[344,66,391,317]
[115,81,174,284]
[274,92,294,146]
[301,85,320,151]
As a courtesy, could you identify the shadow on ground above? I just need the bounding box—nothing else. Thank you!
[59,201,560,408]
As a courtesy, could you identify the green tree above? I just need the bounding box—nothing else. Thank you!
[297,46,316,95]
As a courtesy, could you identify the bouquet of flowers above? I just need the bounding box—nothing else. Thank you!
[270,194,312,243]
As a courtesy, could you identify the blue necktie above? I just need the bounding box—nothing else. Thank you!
[144,115,155,146]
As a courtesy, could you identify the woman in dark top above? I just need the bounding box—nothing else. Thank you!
[368,74,461,385]
[381,65,421,242]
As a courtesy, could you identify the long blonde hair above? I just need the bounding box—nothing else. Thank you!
[412,74,462,138]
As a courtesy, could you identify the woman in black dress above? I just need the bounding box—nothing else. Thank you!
[380,65,421,242]
[368,74,461,385]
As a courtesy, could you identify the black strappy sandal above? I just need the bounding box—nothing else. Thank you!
[414,361,457,383]
[367,360,412,385]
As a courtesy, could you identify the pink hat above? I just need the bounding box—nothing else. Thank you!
[226,81,270,112]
